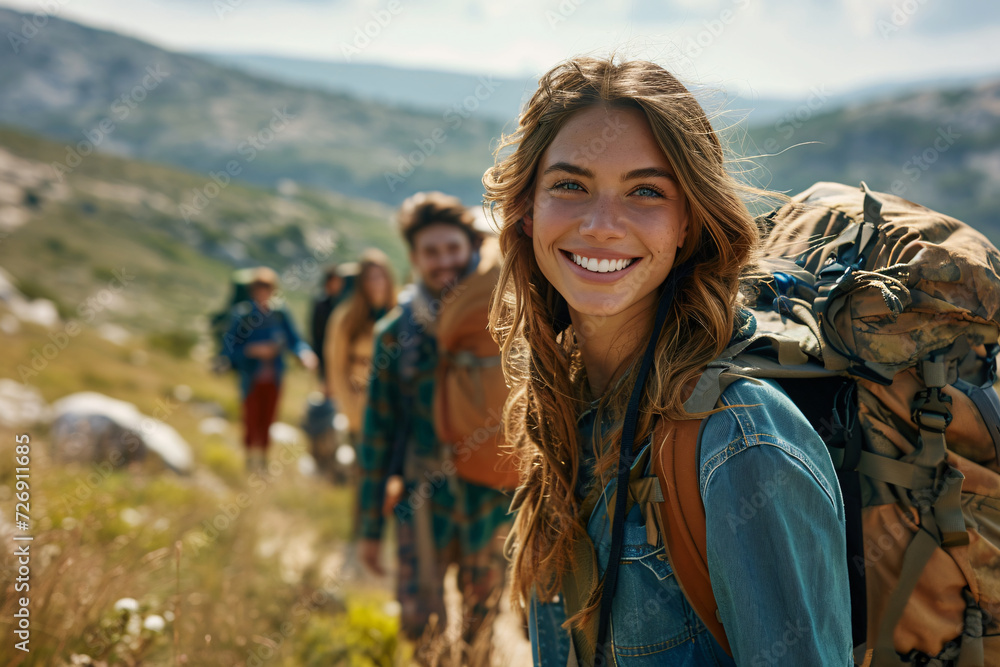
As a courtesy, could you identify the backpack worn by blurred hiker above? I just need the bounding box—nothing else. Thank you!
[433,237,520,490]
[209,268,255,374]
[570,182,1000,667]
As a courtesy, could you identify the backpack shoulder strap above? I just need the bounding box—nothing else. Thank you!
[650,417,732,656]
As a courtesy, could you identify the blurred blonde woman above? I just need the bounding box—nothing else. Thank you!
[485,56,852,666]
[325,248,396,443]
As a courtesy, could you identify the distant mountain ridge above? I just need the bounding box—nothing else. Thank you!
[744,78,1000,241]
[0,7,998,242]
[197,53,535,123]
[199,52,1000,127]
[0,7,505,207]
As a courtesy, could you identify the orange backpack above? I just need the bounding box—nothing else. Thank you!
[433,238,520,490]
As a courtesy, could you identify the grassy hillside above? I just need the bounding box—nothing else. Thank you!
[0,125,407,336]
[0,303,404,666]
[0,125,423,665]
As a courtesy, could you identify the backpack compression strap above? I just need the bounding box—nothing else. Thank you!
[647,417,733,656]
[865,347,979,667]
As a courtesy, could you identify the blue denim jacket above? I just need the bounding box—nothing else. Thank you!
[223,301,312,399]
[529,377,853,666]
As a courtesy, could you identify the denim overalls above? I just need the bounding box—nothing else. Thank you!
[528,436,735,666]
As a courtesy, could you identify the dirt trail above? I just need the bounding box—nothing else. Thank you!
[256,502,531,665]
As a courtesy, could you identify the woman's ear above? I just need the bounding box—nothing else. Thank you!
[677,206,690,250]
[522,213,534,238]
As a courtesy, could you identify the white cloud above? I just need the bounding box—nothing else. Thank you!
[840,0,896,37]
[1,0,997,97]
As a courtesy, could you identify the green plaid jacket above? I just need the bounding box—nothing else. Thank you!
[357,305,512,552]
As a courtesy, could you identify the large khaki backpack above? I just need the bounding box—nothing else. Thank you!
[433,237,520,490]
[581,182,1000,666]
[768,182,1000,666]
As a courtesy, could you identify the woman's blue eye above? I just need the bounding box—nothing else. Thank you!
[554,181,582,191]
[634,186,662,197]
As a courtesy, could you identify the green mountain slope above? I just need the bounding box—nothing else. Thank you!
[0,125,406,334]
[744,82,1000,242]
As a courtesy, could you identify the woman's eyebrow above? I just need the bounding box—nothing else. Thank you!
[622,167,676,182]
[542,162,593,178]
[541,163,677,182]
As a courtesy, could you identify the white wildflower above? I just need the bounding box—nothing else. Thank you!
[143,614,166,632]
[114,597,139,613]
[120,508,142,526]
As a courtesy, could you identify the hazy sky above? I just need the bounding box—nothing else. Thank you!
[3,0,999,98]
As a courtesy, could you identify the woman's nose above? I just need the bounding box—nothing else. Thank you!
[579,195,626,241]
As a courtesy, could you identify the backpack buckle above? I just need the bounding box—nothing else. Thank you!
[911,387,954,433]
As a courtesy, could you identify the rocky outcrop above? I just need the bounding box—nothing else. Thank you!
[50,392,193,473]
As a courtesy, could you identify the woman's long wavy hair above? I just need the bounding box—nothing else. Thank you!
[484,56,771,624]
[339,248,396,345]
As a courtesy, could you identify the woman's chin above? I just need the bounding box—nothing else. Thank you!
[566,299,629,323]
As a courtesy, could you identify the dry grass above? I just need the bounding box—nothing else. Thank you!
[0,429,395,666]
[0,307,529,665]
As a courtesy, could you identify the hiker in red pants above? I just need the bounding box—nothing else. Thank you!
[224,267,317,472]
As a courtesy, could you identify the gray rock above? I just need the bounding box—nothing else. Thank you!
[50,392,193,473]
[50,412,146,467]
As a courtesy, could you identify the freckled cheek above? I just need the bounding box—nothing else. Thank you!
[536,194,581,219]
[533,210,576,245]
[648,237,681,262]
[655,225,684,250]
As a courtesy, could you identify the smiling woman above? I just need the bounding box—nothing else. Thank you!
[485,57,853,666]
[527,105,690,391]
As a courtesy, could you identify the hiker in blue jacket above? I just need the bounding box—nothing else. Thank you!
[224,266,317,472]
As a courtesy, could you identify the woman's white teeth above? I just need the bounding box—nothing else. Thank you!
[572,254,634,273]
